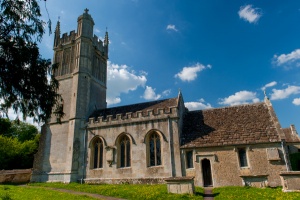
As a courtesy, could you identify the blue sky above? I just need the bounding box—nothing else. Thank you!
[34,0,300,131]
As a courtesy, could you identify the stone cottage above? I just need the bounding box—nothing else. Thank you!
[31,10,300,187]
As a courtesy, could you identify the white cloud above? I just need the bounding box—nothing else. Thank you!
[273,49,300,68]
[219,91,259,106]
[185,98,212,111]
[166,24,178,32]
[107,61,147,106]
[94,28,101,33]
[142,86,161,100]
[175,63,211,82]
[261,81,277,91]
[270,85,300,100]
[293,98,300,105]
[238,5,262,23]
[162,89,171,96]
[141,87,171,101]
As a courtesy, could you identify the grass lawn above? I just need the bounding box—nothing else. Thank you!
[2,183,204,200]
[213,186,300,200]
[0,184,96,200]
[2,183,300,200]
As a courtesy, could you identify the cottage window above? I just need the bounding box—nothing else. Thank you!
[238,148,248,167]
[93,138,103,168]
[149,132,161,166]
[120,135,131,167]
[186,151,193,168]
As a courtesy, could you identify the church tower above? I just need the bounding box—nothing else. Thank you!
[31,9,108,182]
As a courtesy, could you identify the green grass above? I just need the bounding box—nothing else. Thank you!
[4,183,299,200]
[213,186,300,200]
[29,182,204,200]
[0,184,96,200]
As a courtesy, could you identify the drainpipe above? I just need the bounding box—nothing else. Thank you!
[81,124,87,184]
[281,139,290,171]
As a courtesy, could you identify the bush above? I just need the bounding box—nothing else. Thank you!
[0,133,39,169]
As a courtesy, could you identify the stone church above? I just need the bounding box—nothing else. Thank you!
[31,10,300,187]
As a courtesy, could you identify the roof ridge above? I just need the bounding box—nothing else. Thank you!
[103,97,177,111]
[188,101,265,113]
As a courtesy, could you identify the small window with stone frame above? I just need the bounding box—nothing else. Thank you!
[238,148,248,168]
[186,151,194,169]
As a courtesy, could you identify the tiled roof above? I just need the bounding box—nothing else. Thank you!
[282,127,300,143]
[181,102,281,148]
[89,97,178,119]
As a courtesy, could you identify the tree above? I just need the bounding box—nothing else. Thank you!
[0,118,38,142]
[0,0,62,123]
[0,118,40,169]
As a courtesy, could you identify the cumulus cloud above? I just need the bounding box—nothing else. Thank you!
[107,61,147,105]
[261,81,277,91]
[270,85,300,100]
[175,63,211,82]
[273,49,300,68]
[238,5,262,23]
[166,24,178,32]
[293,98,300,106]
[142,86,161,100]
[185,98,212,111]
[141,87,171,101]
[219,91,259,106]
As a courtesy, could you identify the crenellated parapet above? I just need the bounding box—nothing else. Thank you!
[54,30,77,47]
[88,107,179,128]
[92,34,106,53]
[54,30,107,52]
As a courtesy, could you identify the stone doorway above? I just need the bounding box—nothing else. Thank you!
[202,158,213,187]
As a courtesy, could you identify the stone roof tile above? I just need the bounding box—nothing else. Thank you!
[282,127,300,143]
[181,102,281,148]
[89,97,178,119]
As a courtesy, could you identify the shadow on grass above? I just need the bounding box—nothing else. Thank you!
[194,192,220,197]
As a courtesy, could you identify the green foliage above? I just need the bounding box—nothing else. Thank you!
[289,152,300,170]
[0,185,95,200]
[0,118,40,169]
[30,182,205,200]
[0,135,39,169]
[0,118,10,135]
[213,186,300,200]
[0,0,62,123]
[0,118,38,142]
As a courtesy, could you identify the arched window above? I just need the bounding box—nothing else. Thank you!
[149,132,161,166]
[93,138,103,168]
[120,135,131,168]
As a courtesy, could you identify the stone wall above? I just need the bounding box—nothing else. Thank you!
[0,169,32,183]
[280,171,300,192]
[85,112,182,181]
[183,143,287,187]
